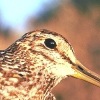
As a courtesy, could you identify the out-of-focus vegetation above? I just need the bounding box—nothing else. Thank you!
[72,0,100,12]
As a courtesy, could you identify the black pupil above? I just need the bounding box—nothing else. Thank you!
[44,38,56,49]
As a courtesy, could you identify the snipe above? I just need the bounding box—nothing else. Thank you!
[0,29,100,100]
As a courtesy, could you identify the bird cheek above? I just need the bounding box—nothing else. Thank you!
[48,64,75,78]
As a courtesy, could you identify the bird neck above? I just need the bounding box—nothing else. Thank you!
[0,50,60,99]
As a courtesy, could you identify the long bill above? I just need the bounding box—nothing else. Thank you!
[71,60,100,87]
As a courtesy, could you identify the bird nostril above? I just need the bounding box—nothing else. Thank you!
[77,65,84,71]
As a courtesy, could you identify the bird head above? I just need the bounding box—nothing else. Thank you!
[12,29,99,88]
[1,29,100,99]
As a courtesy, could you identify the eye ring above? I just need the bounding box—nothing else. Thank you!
[44,38,57,49]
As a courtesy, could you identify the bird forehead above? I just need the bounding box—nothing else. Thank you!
[24,29,69,44]
[33,32,67,45]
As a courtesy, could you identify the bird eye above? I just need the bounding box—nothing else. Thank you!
[44,38,57,49]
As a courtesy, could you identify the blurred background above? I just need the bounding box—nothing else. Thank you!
[0,0,100,100]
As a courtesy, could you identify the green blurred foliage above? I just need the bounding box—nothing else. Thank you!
[72,0,100,12]
[0,27,11,37]
[34,6,60,25]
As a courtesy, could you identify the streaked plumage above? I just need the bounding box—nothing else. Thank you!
[0,29,100,100]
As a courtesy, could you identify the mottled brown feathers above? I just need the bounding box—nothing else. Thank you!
[0,29,75,100]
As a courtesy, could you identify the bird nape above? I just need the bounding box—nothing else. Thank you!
[0,29,100,100]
